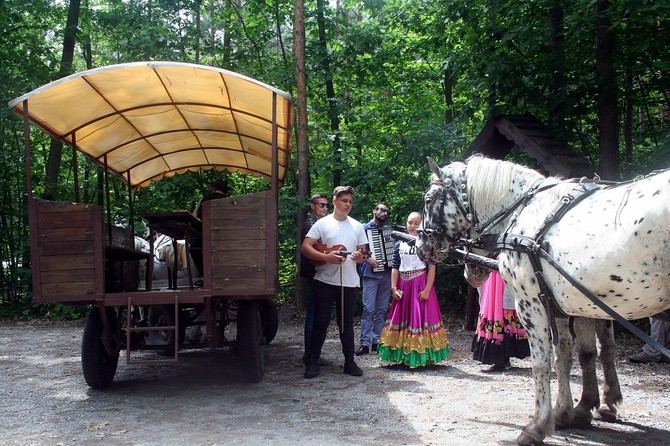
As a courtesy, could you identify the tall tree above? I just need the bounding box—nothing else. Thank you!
[547,0,566,138]
[43,0,81,199]
[315,0,342,188]
[595,0,619,180]
[293,0,309,310]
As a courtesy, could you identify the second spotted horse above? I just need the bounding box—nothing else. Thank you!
[416,155,670,446]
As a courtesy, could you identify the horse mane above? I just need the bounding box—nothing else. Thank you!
[464,155,551,209]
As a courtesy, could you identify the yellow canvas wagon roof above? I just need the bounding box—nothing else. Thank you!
[8,61,294,188]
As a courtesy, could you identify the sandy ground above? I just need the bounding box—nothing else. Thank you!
[1,310,669,446]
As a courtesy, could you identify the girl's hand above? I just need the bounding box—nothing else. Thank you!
[392,288,403,300]
[418,289,429,301]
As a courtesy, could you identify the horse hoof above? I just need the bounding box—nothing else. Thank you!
[571,407,594,428]
[517,425,545,446]
[597,406,618,423]
[554,409,574,430]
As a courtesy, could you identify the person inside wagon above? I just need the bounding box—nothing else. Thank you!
[191,179,230,283]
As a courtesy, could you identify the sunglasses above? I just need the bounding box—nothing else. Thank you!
[314,202,329,208]
[376,207,390,213]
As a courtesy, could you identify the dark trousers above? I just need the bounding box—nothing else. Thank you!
[303,277,315,355]
[306,279,357,364]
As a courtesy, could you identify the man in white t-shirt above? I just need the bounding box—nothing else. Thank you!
[301,186,369,379]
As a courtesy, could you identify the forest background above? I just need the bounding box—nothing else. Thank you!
[1,0,669,320]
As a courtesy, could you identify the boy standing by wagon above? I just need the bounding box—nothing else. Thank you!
[300,186,369,379]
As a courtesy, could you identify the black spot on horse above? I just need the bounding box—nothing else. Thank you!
[610,275,623,282]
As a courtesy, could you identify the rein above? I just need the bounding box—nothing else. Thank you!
[427,167,670,358]
[474,178,670,358]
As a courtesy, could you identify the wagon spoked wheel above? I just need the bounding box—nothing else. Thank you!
[147,304,185,348]
[236,300,265,383]
[81,307,119,389]
[259,299,279,345]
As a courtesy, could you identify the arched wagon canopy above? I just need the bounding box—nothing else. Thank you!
[8,61,294,189]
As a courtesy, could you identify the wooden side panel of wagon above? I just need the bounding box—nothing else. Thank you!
[29,198,104,302]
[202,190,277,297]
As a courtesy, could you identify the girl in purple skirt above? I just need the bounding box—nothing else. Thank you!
[378,212,450,367]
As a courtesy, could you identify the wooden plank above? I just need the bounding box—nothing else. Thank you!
[42,281,96,296]
[36,227,95,242]
[36,212,96,229]
[38,241,95,256]
[39,254,96,272]
[212,265,265,281]
[211,237,265,251]
[211,228,265,242]
[34,201,99,214]
[210,208,263,223]
[212,275,266,290]
[210,250,265,266]
[41,269,95,283]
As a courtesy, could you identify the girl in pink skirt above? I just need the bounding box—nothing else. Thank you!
[471,270,529,372]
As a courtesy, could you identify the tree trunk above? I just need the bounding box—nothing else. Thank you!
[44,0,81,200]
[316,0,342,188]
[222,0,233,66]
[595,0,619,180]
[623,71,633,171]
[293,0,309,311]
[194,0,201,64]
[443,64,454,125]
[547,1,566,138]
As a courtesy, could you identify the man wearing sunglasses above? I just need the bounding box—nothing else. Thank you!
[300,193,331,366]
[356,203,392,356]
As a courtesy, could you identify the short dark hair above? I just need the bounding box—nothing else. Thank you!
[210,179,229,193]
[310,193,328,204]
[333,185,354,198]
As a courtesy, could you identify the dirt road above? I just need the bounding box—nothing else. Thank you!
[1,312,668,446]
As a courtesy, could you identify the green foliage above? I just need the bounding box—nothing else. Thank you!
[0,301,88,321]
[2,0,670,320]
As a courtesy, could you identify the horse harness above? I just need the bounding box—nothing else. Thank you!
[476,179,602,345]
[429,169,670,359]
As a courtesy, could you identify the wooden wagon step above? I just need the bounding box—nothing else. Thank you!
[124,296,179,364]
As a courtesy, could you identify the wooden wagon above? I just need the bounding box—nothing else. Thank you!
[9,62,294,388]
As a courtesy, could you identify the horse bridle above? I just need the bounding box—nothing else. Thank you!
[419,164,670,358]
[418,166,473,246]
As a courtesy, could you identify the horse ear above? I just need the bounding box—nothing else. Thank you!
[427,157,443,178]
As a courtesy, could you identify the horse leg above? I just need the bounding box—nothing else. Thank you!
[595,320,622,422]
[515,300,554,446]
[553,318,577,429]
[571,318,599,428]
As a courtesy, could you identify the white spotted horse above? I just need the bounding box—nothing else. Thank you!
[417,155,670,445]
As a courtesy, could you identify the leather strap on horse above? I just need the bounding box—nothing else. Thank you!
[480,181,603,345]
[481,182,670,358]
[537,245,670,360]
[486,233,568,345]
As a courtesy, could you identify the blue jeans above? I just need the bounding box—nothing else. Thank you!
[360,273,392,346]
[643,316,670,359]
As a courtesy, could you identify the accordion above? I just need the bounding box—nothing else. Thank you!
[365,227,396,272]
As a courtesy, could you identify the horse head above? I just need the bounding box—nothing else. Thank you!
[416,157,473,262]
